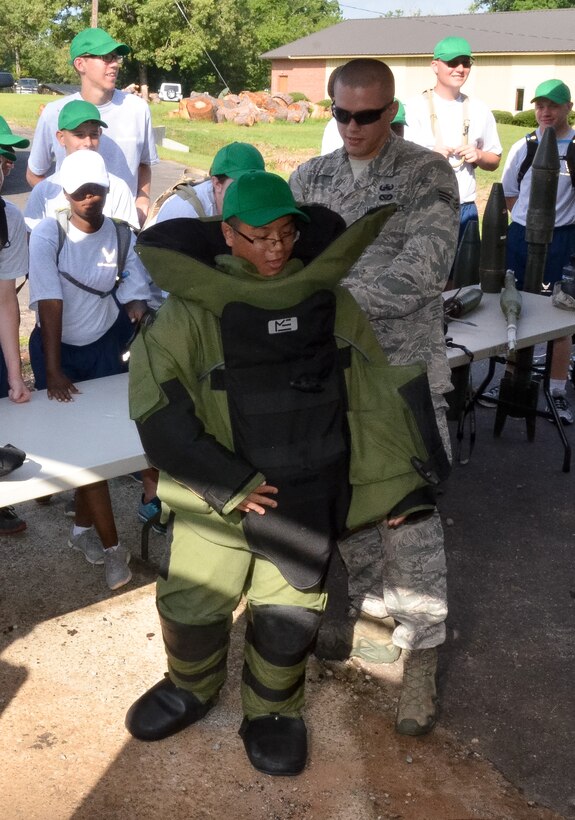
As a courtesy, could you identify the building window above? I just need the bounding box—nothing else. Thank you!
[515,88,525,112]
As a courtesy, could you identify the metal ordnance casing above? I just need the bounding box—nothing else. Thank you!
[452,219,480,288]
[479,183,508,293]
[500,270,522,350]
[523,127,560,294]
[444,287,483,319]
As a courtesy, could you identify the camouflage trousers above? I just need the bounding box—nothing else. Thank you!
[338,405,451,651]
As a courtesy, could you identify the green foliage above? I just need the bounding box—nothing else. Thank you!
[492,110,515,124]
[0,0,74,82]
[289,92,309,102]
[245,0,341,89]
[512,109,538,128]
[317,99,332,109]
[0,0,342,94]
[471,0,575,9]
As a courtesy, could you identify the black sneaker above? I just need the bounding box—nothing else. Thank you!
[0,506,27,535]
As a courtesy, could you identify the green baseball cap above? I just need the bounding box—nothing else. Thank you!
[392,99,407,127]
[210,142,265,179]
[0,147,17,162]
[69,27,130,63]
[433,36,472,62]
[531,79,571,105]
[223,171,310,227]
[58,100,108,131]
[0,115,30,149]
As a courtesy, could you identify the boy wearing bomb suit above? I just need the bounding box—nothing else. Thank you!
[126,171,449,774]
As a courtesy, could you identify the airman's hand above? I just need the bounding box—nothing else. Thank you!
[236,483,279,515]
[46,371,80,403]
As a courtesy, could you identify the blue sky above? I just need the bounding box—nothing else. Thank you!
[339,1,482,18]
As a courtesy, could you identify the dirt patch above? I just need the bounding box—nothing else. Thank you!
[269,151,316,175]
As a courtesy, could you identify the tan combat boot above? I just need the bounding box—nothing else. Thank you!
[395,647,438,736]
[349,609,401,664]
[315,608,401,664]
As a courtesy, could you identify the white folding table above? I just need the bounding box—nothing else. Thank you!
[3,290,575,508]
[443,288,575,472]
[0,373,147,507]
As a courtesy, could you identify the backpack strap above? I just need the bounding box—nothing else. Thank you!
[517,131,538,189]
[174,183,208,218]
[1,196,30,295]
[461,95,470,145]
[424,89,438,139]
[566,137,575,187]
[0,196,9,250]
[143,170,209,228]
[55,213,133,298]
[110,218,132,277]
[424,90,469,168]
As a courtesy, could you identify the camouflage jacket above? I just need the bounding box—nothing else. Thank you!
[289,133,460,397]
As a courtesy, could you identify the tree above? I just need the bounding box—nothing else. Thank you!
[92,0,257,94]
[471,0,575,10]
[94,0,341,95]
[240,0,342,89]
[0,0,70,80]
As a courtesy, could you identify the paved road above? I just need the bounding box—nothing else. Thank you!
[3,135,575,817]
[2,135,191,207]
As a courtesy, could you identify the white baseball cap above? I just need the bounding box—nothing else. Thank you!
[60,150,109,194]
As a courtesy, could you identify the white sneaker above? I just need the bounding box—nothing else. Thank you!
[103,544,132,590]
[68,527,105,565]
[476,384,499,408]
[548,391,574,425]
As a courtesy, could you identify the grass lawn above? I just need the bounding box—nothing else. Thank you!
[0,92,528,200]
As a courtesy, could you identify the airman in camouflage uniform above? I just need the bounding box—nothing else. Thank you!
[290,58,459,736]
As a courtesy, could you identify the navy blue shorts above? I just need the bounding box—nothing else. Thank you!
[459,202,479,244]
[30,309,132,391]
[506,222,575,291]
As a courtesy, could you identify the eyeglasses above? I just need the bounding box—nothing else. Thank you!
[83,52,124,64]
[331,100,394,126]
[443,57,473,69]
[230,225,300,250]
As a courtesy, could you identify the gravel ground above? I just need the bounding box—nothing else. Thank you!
[0,485,563,820]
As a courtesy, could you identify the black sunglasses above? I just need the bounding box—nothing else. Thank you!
[443,57,473,68]
[331,100,394,126]
[82,52,124,64]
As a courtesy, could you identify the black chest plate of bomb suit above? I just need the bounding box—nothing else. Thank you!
[217,289,351,589]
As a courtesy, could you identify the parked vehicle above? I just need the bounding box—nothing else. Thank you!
[0,71,14,90]
[158,82,182,102]
[14,77,39,94]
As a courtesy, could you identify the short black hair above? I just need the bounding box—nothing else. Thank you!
[335,59,395,97]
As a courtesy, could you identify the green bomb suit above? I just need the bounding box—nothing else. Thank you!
[128,205,449,721]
